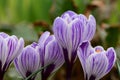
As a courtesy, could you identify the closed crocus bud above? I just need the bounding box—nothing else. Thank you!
[14,45,40,80]
[77,41,116,80]
[38,31,64,80]
[53,10,96,79]
[0,32,24,80]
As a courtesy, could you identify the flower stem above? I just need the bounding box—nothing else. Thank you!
[0,72,4,80]
[66,63,73,80]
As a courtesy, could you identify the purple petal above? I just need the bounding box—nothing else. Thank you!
[0,36,8,69]
[6,36,24,63]
[85,53,108,80]
[83,15,96,41]
[77,41,93,77]
[39,35,55,66]
[38,31,50,46]
[61,10,77,18]
[44,37,64,73]
[78,14,87,25]
[105,47,116,74]
[14,46,40,78]
[70,19,84,51]
[67,19,84,61]
[31,42,38,48]
[53,17,68,49]
[14,58,26,78]
[23,46,40,72]
[11,38,24,60]
[5,36,18,63]
[0,32,9,38]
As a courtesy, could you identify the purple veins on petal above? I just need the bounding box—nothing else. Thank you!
[105,48,116,73]
[0,36,8,69]
[70,19,84,51]
[81,15,96,41]
[14,45,40,79]
[0,32,9,38]
[5,37,24,70]
[0,32,24,79]
[61,10,77,18]
[38,31,50,46]
[37,31,64,79]
[31,42,38,48]
[53,10,96,64]
[77,42,92,65]
[43,64,55,79]
[77,41,116,80]
[53,17,67,48]
[43,35,64,73]
[86,53,108,80]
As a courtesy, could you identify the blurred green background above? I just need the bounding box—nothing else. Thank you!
[0,0,120,80]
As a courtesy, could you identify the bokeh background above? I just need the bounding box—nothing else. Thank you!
[0,0,120,80]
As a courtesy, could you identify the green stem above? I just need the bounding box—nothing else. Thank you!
[24,64,50,80]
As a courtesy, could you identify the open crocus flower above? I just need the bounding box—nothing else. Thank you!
[0,32,24,80]
[14,45,40,80]
[53,10,96,79]
[38,31,64,80]
[77,41,116,80]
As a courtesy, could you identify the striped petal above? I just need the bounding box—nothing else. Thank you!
[5,36,24,70]
[5,36,18,62]
[77,41,93,77]
[14,46,40,78]
[44,36,64,73]
[85,53,108,80]
[38,31,50,47]
[38,33,64,79]
[38,32,55,66]
[0,32,9,38]
[83,15,96,41]
[53,17,68,49]
[0,36,8,69]
[105,48,116,74]
[67,19,84,62]
[61,10,77,18]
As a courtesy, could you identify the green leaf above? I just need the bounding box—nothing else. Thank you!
[117,60,120,77]
[24,63,51,80]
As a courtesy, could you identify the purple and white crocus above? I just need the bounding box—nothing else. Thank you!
[38,31,64,80]
[14,31,64,80]
[53,10,96,79]
[77,41,116,80]
[0,32,24,80]
[14,45,40,80]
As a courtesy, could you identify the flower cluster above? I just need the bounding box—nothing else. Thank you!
[0,10,116,80]
[14,31,64,80]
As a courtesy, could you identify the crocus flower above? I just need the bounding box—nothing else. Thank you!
[77,41,116,80]
[38,31,64,80]
[53,10,96,79]
[0,32,24,80]
[14,45,40,80]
